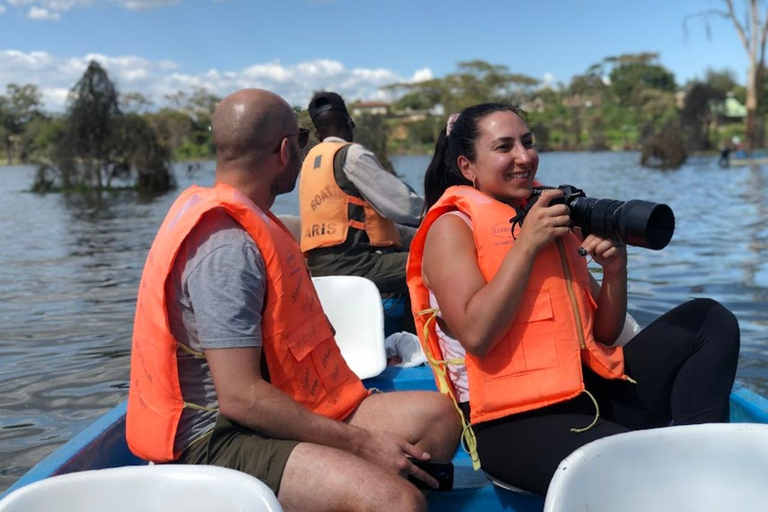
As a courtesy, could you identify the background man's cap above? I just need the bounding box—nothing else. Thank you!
[308,92,349,120]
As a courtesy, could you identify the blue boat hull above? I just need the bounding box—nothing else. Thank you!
[4,366,768,510]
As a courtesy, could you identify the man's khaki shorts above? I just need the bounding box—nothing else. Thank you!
[174,415,299,494]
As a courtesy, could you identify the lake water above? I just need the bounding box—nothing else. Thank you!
[1,152,768,492]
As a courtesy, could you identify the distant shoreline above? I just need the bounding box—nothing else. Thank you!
[1,149,732,170]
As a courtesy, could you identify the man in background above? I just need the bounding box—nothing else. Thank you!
[299,92,423,332]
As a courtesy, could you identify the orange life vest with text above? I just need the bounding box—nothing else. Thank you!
[407,186,626,426]
[127,183,368,463]
[299,141,402,253]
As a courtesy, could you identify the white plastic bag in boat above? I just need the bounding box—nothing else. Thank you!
[385,331,427,367]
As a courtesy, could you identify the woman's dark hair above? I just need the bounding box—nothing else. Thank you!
[423,103,528,211]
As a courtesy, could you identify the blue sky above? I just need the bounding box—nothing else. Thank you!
[0,0,753,111]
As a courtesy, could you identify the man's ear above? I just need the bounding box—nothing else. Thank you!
[276,138,290,166]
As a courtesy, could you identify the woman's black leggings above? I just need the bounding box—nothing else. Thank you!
[472,299,740,496]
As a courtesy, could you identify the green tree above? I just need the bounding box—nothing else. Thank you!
[18,114,55,161]
[569,71,607,97]
[294,106,320,158]
[393,90,437,111]
[387,59,539,115]
[531,121,551,151]
[603,54,676,108]
[385,60,539,149]
[144,109,193,156]
[116,114,174,192]
[159,87,219,159]
[705,68,739,94]
[120,91,154,114]
[0,83,43,163]
[354,113,395,173]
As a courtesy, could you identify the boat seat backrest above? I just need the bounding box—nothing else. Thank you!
[312,275,387,380]
[543,424,768,512]
[0,465,283,512]
[615,312,641,347]
[277,214,302,242]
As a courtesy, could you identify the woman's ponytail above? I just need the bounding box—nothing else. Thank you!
[423,129,471,212]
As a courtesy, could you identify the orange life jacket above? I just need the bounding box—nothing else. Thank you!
[127,183,368,463]
[299,141,402,253]
[407,186,626,427]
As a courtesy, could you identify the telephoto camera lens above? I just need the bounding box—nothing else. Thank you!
[523,185,676,250]
[568,197,675,250]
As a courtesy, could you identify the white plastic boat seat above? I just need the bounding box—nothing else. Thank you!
[277,214,302,242]
[311,275,387,380]
[616,311,642,347]
[484,472,535,495]
[0,465,283,512]
[543,423,768,512]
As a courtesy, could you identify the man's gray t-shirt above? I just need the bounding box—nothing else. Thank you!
[165,208,266,452]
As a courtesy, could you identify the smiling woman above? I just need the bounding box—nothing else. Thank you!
[407,102,741,496]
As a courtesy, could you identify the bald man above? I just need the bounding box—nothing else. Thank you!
[127,89,460,512]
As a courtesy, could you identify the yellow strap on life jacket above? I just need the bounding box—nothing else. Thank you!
[182,401,220,413]
[177,343,219,412]
[178,342,205,359]
[570,389,600,434]
[417,308,480,471]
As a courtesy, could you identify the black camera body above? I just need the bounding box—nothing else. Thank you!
[526,184,675,250]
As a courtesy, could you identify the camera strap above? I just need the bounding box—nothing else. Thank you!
[508,202,536,239]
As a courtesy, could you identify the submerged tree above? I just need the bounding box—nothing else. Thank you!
[641,122,688,170]
[680,82,725,150]
[34,61,174,194]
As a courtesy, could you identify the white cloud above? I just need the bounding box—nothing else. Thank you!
[119,0,181,10]
[3,0,215,19]
[28,6,61,19]
[0,50,421,111]
[410,68,433,83]
[542,72,558,89]
[8,0,76,19]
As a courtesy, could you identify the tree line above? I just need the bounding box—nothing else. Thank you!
[0,52,764,193]
[386,54,756,169]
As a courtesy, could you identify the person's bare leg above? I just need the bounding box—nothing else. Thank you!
[345,391,460,461]
[278,442,426,512]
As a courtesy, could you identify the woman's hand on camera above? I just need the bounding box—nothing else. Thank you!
[579,234,627,274]
[518,189,571,253]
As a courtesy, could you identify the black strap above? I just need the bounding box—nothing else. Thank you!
[333,143,368,229]
[333,143,361,197]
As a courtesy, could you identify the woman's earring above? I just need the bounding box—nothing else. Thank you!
[472,177,478,189]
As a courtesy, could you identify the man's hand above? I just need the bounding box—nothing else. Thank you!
[356,430,439,489]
